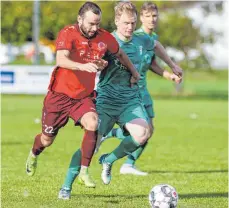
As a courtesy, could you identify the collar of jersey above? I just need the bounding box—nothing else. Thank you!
[113,30,132,43]
[140,26,155,37]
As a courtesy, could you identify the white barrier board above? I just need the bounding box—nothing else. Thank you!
[1,65,100,94]
[1,65,54,94]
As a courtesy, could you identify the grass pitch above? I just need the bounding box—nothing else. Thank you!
[1,71,228,208]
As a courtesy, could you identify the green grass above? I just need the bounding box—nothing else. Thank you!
[1,71,228,207]
[1,94,227,208]
[147,70,228,100]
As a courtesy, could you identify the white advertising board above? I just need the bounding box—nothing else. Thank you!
[1,65,54,94]
[1,65,100,94]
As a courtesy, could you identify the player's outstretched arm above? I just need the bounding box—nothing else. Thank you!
[154,41,183,77]
[56,50,98,73]
[114,48,140,83]
[150,58,164,76]
[150,59,182,84]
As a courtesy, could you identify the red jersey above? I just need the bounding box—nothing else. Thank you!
[48,24,119,99]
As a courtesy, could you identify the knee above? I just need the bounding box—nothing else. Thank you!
[41,134,55,147]
[84,114,98,131]
[132,127,150,145]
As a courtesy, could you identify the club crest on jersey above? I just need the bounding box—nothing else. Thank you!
[98,42,106,51]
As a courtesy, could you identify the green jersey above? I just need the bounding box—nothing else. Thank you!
[97,31,154,104]
[133,28,159,118]
[135,27,158,43]
[134,27,158,89]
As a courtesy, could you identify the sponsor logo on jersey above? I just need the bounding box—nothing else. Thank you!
[139,46,143,55]
[79,50,86,56]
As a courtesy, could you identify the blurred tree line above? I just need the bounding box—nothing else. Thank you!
[1,1,223,69]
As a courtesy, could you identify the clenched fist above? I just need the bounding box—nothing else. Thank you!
[170,73,182,84]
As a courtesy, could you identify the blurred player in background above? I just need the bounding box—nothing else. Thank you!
[25,1,140,196]
[95,2,183,176]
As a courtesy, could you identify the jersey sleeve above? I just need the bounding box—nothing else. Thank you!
[104,32,119,54]
[150,54,156,64]
[55,27,73,51]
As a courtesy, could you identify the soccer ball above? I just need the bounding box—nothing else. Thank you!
[148,184,178,208]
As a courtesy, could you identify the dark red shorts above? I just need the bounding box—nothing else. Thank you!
[41,91,97,137]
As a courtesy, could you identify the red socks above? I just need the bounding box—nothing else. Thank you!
[81,130,97,166]
[32,134,45,155]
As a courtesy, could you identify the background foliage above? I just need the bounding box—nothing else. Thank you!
[1,1,224,69]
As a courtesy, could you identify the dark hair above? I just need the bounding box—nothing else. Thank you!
[140,2,158,15]
[78,1,102,17]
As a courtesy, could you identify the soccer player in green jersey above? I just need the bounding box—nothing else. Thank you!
[96,2,181,184]
[95,2,183,176]
[137,2,183,78]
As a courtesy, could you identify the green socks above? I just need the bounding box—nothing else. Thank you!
[104,135,140,164]
[125,142,148,165]
[107,128,148,165]
[62,149,81,190]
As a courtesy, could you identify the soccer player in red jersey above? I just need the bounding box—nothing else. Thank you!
[26,2,140,190]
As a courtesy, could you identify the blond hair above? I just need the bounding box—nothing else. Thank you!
[114,1,137,20]
[140,2,158,15]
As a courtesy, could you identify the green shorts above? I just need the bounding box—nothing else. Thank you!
[139,88,155,118]
[96,98,148,136]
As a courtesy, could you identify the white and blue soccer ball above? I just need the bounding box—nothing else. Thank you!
[149,184,178,208]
